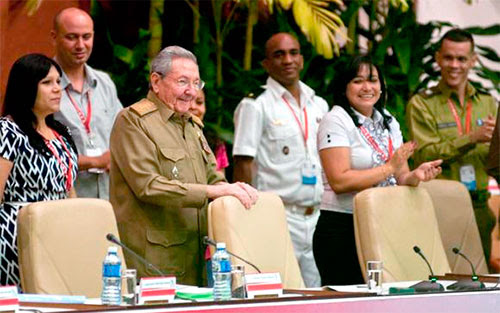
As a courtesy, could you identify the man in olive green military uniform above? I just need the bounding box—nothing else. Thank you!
[407,29,498,265]
[109,46,258,286]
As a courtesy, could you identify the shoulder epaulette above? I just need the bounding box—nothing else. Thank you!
[475,88,491,96]
[245,92,257,99]
[419,86,441,99]
[191,115,204,128]
[130,99,158,116]
[244,86,266,100]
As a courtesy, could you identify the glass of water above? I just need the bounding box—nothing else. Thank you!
[366,261,383,294]
[231,265,246,299]
[121,269,137,305]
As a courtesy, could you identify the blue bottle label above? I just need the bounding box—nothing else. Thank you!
[219,260,231,273]
[103,264,121,277]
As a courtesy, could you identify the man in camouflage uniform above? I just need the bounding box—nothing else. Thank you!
[406,28,498,265]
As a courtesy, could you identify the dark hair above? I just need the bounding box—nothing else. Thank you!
[2,53,77,156]
[332,55,392,130]
[438,28,474,52]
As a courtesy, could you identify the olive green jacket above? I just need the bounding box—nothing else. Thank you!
[110,91,225,286]
[406,81,498,191]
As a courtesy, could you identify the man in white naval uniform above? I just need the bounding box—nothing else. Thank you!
[232,32,328,287]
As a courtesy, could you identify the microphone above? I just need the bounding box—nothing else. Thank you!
[447,247,485,291]
[203,236,261,273]
[409,246,445,292]
[106,233,166,277]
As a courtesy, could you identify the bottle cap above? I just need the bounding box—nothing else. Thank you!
[216,242,226,249]
[108,246,118,253]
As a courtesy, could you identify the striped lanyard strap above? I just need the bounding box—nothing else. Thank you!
[359,126,393,162]
[447,98,472,136]
[44,130,73,192]
[282,96,308,148]
[66,88,92,135]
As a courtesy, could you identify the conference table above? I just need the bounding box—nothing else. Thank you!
[19,279,500,313]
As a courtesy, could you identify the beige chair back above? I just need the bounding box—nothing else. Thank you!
[420,179,488,275]
[353,186,451,282]
[17,198,126,297]
[489,195,500,273]
[208,192,304,289]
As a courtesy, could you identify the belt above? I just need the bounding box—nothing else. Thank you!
[285,204,318,216]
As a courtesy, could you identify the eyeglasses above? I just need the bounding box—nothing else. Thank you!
[177,78,205,90]
[160,74,204,91]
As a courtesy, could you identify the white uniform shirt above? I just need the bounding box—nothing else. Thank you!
[233,77,328,206]
[317,106,403,213]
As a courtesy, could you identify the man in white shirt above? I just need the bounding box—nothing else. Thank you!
[232,33,328,287]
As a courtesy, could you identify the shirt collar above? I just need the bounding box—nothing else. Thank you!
[146,90,195,125]
[264,76,316,105]
[437,80,478,102]
[59,64,97,92]
[352,107,384,126]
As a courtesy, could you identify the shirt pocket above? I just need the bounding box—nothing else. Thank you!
[267,124,301,164]
[145,229,187,277]
[159,148,187,180]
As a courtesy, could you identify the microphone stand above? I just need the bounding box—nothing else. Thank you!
[203,236,261,273]
[106,233,166,277]
[410,246,445,292]
[447,247,485,291]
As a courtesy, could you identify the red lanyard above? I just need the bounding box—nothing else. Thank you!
[447,98,472,136]
[359,126,393,162]
[282,96,308,146]
[44,130,73,192]
[66,88,92,134]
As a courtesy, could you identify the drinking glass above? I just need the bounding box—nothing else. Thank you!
[366,261,383,294]
[121,269,137,305]
[231,265,246,299]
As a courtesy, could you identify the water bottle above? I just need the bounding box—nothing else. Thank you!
[212,242,232,301]
[101,246,122,305]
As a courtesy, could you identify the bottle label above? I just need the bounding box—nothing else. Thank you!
[219,260,231,273]
[103,264,121,277]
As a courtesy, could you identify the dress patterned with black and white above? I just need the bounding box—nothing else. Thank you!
[0,117,78,286]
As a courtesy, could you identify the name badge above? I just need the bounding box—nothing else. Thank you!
[460,164,476,191]
[86,147,104,174]
[301,160,317,185]
[437,122,457,129]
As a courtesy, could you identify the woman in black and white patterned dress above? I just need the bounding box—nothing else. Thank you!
[0,54,78,286]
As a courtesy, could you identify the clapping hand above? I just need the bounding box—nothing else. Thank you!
[388,141,417,173]
[412,159,443,182]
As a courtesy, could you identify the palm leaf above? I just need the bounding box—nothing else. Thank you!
[389,0,409,12]
[278,0,294,10]
[292,0,345,59]
[265,0,345,58]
